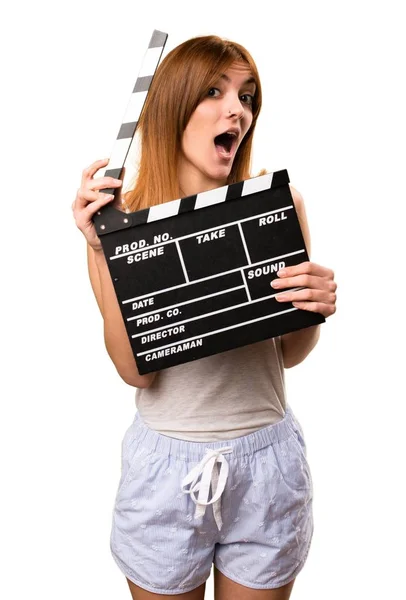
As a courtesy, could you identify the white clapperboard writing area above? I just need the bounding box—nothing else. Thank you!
[92,30,325,375]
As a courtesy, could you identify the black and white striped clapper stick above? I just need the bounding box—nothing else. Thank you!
[92,29,168,233]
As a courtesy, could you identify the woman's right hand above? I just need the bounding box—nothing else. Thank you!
[72,158,123,251]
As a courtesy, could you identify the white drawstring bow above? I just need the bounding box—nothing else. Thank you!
[181,446,233,531]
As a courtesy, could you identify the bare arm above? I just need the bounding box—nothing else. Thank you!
[280,186,321,368]
[87,243,158,388]
[280,324,321,369]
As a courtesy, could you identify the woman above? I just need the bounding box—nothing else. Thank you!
[72,35,337,600]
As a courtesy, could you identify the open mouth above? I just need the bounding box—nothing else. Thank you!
[214,131,238,158]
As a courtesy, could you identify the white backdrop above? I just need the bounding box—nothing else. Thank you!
[1,1,405,598]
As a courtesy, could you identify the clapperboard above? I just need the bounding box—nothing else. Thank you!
[93,30,325,375]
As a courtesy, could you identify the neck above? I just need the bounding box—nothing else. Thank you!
[178,163,227,198]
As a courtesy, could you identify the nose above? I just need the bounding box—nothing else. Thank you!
[227,96,245,120]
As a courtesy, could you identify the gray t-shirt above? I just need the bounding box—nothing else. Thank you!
[134,336,286,441]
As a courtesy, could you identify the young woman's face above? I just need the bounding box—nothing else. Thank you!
[178,61,256,195]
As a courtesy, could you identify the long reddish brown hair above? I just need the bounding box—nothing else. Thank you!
[123,35,264,213]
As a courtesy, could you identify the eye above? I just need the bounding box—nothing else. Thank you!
[240,93,254,106]
[208,87,221,97]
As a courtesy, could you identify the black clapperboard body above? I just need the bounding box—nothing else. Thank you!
[93,30,325,375]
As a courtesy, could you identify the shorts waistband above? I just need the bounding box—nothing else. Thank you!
[130,403,297,462]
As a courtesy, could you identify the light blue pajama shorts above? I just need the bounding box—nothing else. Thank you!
[110,403,314,595]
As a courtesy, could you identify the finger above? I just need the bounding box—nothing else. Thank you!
[271,273,330,291]
[89,177,122,192]
[75,187,101,209]
[83,193,116,219]
[291,300,337,318]
[73,188,112,212]
[81,158,110,188]
[74,193,115,231]
[277,261,334,280]
[275,288,336,304]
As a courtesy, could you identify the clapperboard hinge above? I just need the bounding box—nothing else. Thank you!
[97,168,290,235]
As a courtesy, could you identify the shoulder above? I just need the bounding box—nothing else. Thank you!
[288,184,304,209]
[288,184,311,256]
[288,183,308,223]
[256,168,305,210]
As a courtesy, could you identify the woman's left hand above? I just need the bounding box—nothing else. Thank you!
[271,261,337,318]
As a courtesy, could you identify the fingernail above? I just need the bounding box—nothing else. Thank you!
[277,269,286,276]
[275,294,288,301]
[271,280,281,288]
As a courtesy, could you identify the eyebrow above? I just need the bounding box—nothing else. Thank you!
[219,73,257,87]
